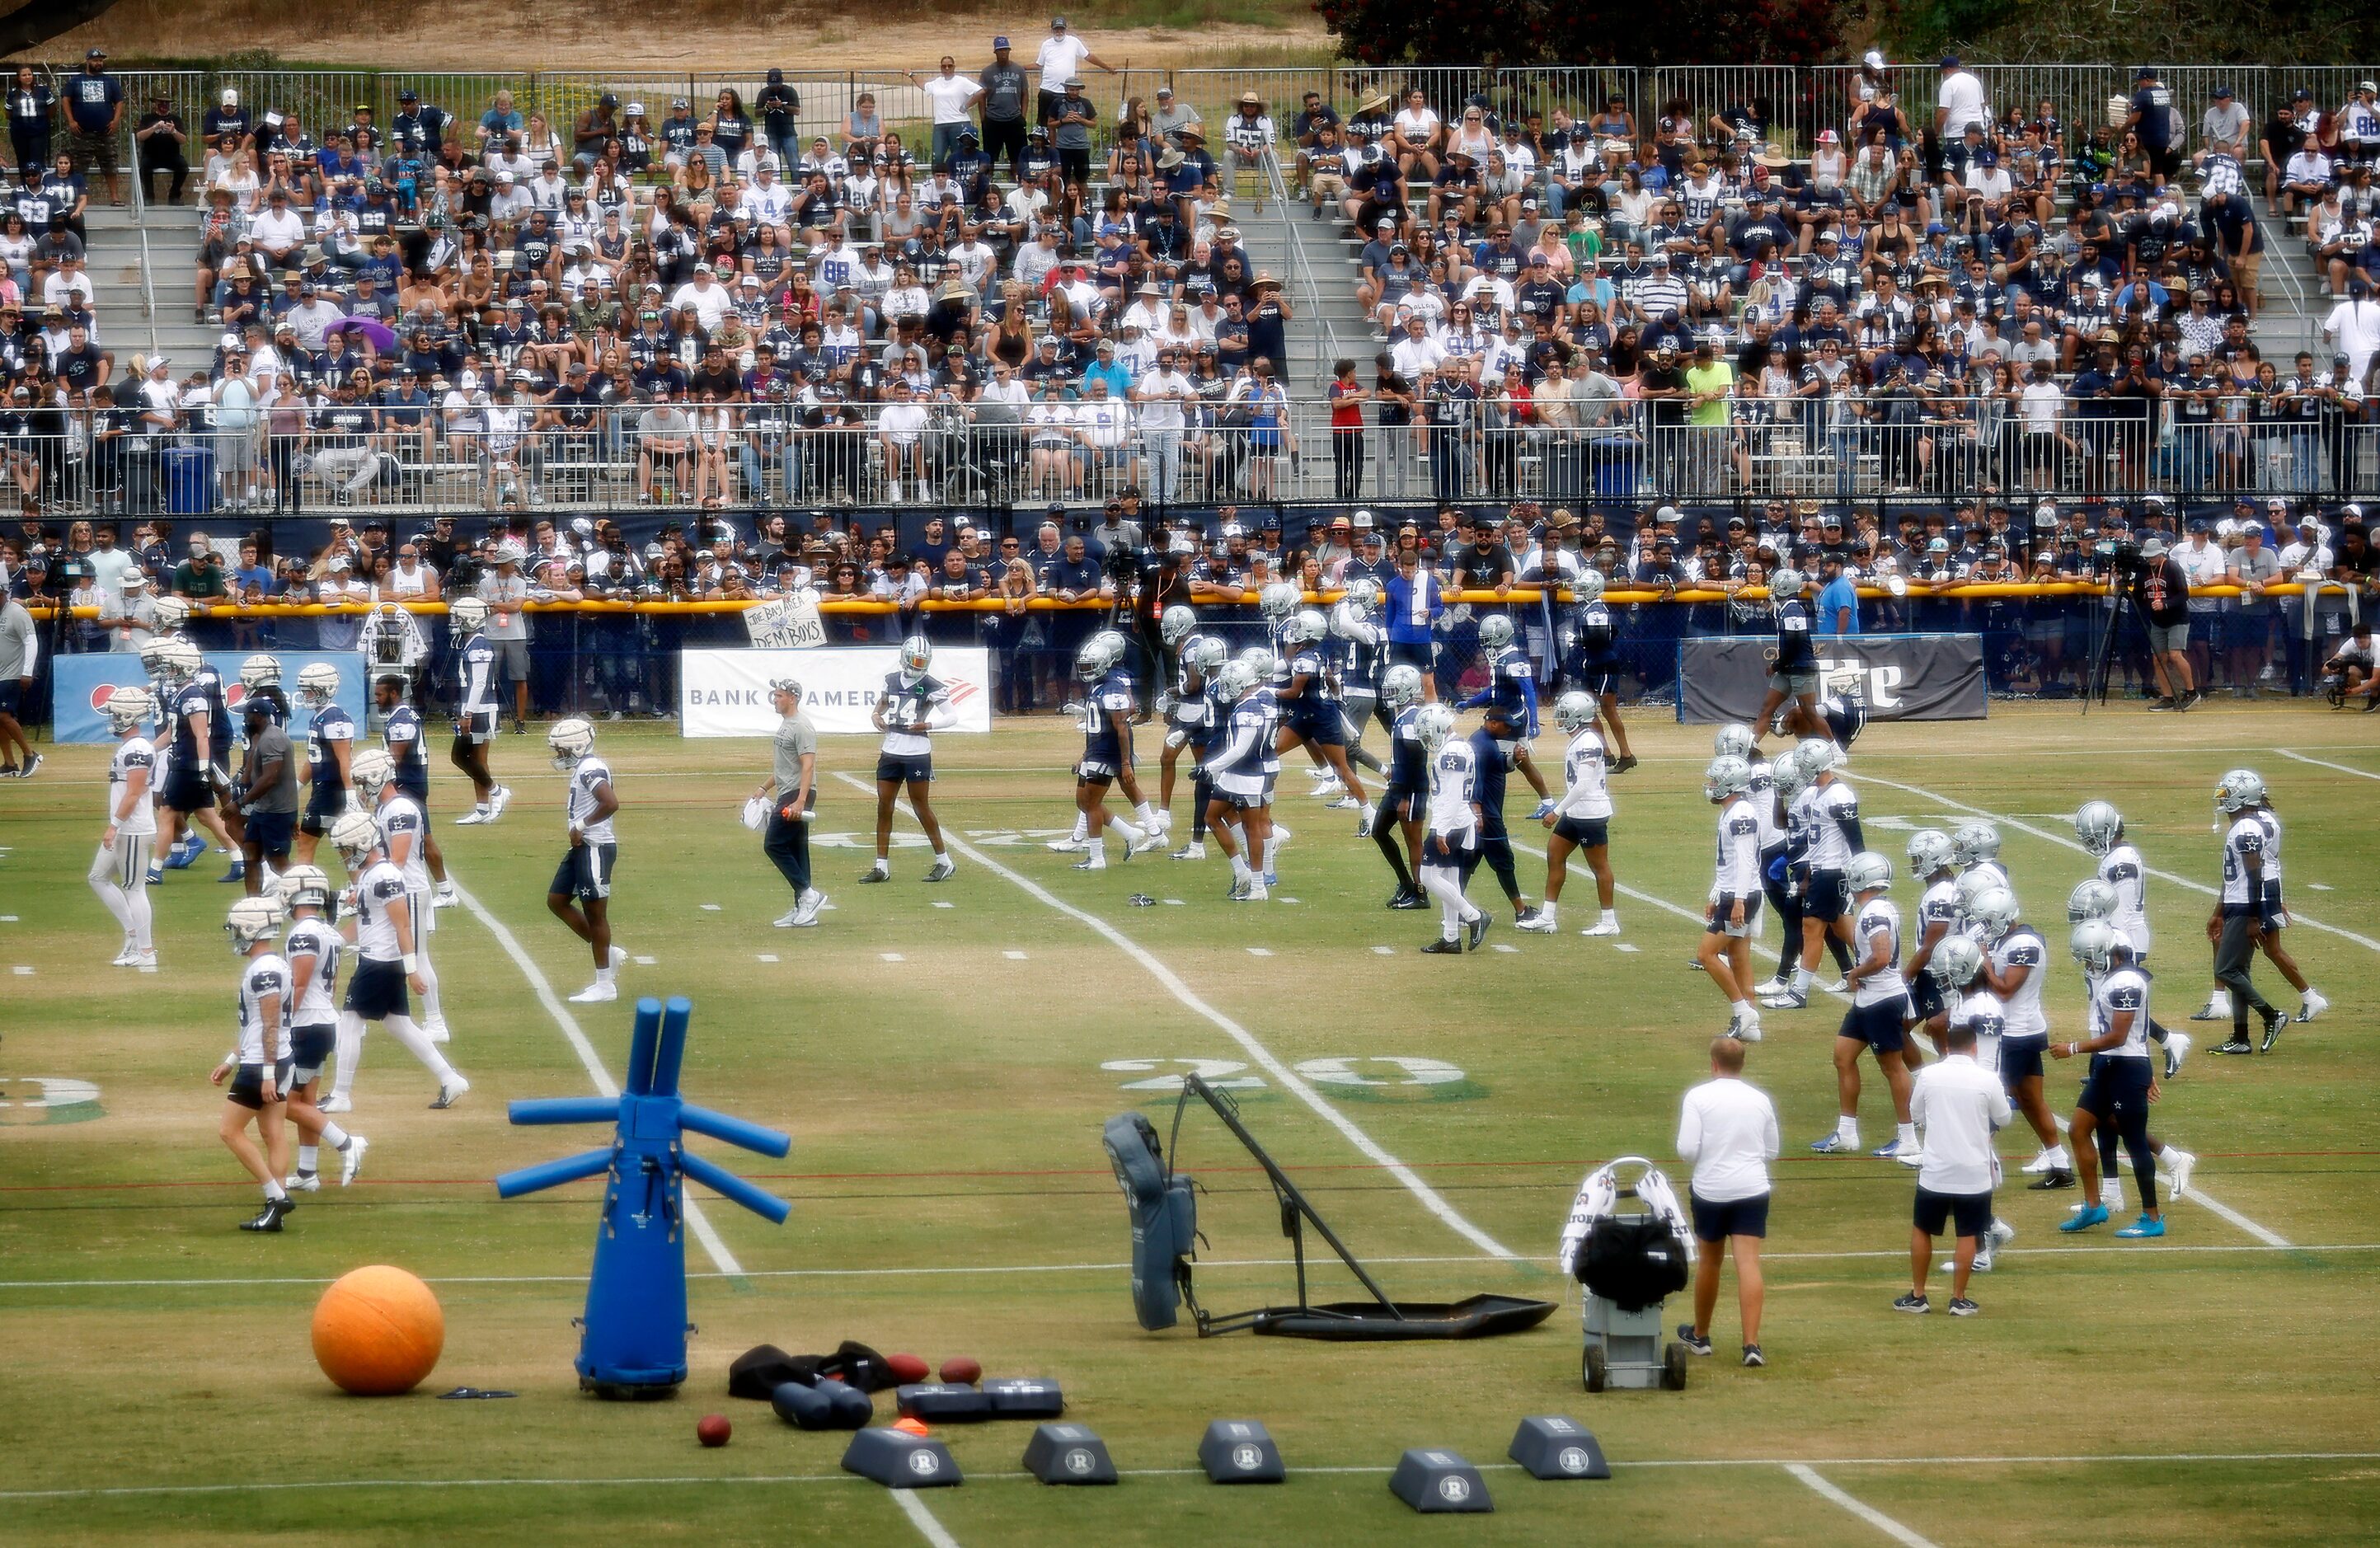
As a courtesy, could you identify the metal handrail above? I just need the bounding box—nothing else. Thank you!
[1259,144,1345,393]
[126,124,160,358]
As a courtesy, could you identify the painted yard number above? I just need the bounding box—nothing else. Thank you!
[1101,1057,1465,1092]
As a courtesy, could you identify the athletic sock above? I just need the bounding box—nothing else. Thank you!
[319,1121,350,1150]
[1069,814,1089,842]
[1110,816,1145,847]
[382,1014,458,1084]
[596,963,615,985]
[1836,1116,1858,1143]
[1794,966,1813,992]
[1231,855,1253,885]
[296,1144,320,1174]
[1897,1122,1918,1148]
[1539,904,1557,926]
[1730,998,1749,1021]
[329,1012,366,1103]
[1598,909,1617,928]
[1135,801,1158,827]
[265,1181,289,1203]
[1087,837,1106,864]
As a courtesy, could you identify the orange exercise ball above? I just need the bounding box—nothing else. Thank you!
[312,1264,444,1396]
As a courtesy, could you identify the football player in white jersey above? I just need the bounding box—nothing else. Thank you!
[2072,800,2192,1077]
[275,866,367,1192]
[2054,922,2167,1239]
[1695,753,1765,1040]
[1901,829,1963,1043]
[2204,768,2290,1054]
[1524,690,1619,936]
[546,718,629,1003]
[861,636,959,883]
[1922,936,2018,1270]
[214,895,296,1232]
[1811,851,1919,1161]
[322,810,469,1113]
[1414,704,1490,953]
[352,748,449,1040]
[374,671,456,907]
[92,687,159,969]
[2190,779,2324,1027]
[1768,739,1861,1010]
[1964,886,2088,1193]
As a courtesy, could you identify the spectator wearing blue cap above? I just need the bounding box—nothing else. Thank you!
[2124,67,2180,181]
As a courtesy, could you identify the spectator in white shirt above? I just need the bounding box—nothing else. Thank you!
[1675,1039,1780,1365]
[875,378,931,501]
[1902,1022,2010,1316]
[1934,56,1989,139]
[1389,312,1447,379]
[668,264,734,331]
[907,57,983,167]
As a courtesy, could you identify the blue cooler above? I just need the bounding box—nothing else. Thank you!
[164,445,217,515]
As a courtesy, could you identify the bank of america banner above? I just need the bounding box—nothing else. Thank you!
[1678,635,1988,725]
[52,652,368,744]
[679,647,992,737]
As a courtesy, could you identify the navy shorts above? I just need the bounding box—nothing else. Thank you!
[1805,867,1850,923]
[454,708,497,746]
[1913,1185,1993,1239]
[1706,893,1762,936]
[1999,1035,2048,1086]
[1575,667,1622,697]
[228,1058,297,1109]
[299,787,346,837]
[1908,975,1946,1023]
[1689,1190,1770,1242]
[0,679,17,716]
[2078,1052,2152,1122]
[163,769,214,814]
[244,809,296,860]
[1377,786,1418,823]
[1293,708,1345,747]
[1077,755,1129,782]
[1422,833,1475,867]
[1552,814,1608,848]
[551,841,617,903]
[875,753,933,785]
[345,957,410,1020]
[1387,640,1435,673]
[1838,997,1908,1053]
[289,1022,336,1084]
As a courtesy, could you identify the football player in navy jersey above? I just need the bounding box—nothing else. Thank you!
[374,672,455,908]
[1368,664,1428,908]
[446,596,511,826]
[1327,577,1391,776]
[1750,568,1823,748]
[153,639,239,883]
[1201,659,1278,902]
[1456,614,1556,811]
[1465,706,1539,926]
[1062,631,1157,871]
[293,663,354,867]
[861,636,958,883]
[1814,687,1868,752]
[1276,609,1371,825]
[1566,569,1640,772]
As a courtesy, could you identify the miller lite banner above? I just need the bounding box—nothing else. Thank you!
[678,647,993,737]
[52,652,369,744]
[1676,635,1988,725]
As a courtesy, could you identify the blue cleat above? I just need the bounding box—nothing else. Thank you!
[166,836,208,870]
[2058,1203,2110,1233]
[1530,798,1556,820]
[1871,1138,1911,1160]
[218,861,247,884]
[2114,1215,2166,1240]
[1810,1133,1855,1153]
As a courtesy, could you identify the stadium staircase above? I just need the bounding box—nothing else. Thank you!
[101,195,215,371]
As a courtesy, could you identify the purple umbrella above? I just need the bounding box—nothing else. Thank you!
[327,316,398,353]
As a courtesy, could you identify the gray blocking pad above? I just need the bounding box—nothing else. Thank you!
[841,1426,963,1489]
[983,1377,1067,1418]
[1024,1423,1118,1485]
[895,1382,995,1421]
[1507,1414,1612,1480]
[1389,1449,1494,1513]
[1199,1419,1286,1483]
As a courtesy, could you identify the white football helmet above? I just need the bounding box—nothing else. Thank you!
[105,686,154,735]
[329,809,383,870]
[239,654,284,690]
[1846,850,1893,894]
[899,635,932,681]
[2214,767,2266,813]
[1704,753,1752,801]
[349,748,394,795]
[1236,645,1278,682]
[1927,934,1984,991]
[1955,867,2006,918]
[1950,820,2002,867]
[1077,630,1129,681]
[1259,580,1301,622]
[151,593,193,632]
[2069,918,2120,973]
[1215,660,1259,699]
[1342,576,1382,611]
[2073,800,2123,856]
[548,715,596,768]
[277,864,334,915]
[1713,722,1756,760]
[1160,604,1199,648]
[1969,886,2020,944]
[1796,737,1838,776]
[226,894,286,951]
[1573,569,1606,605]
[1476,614,1514,650]
[296,661,341,708]
[1379,664,1423,710]
[2067,878,2118,924]
[1906,828,1956,878]
[1767,568,1803,607]
[1185,636,1228,675]
[448,595,490,632]
[156,637,202,685]
[1770,748,1810,800]
[1292,608,1329,645]
[1414,702,1458,753]
[1555,690,1598,734]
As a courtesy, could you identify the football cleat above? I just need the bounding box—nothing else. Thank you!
[926,856,958,881]
[1466,912,1491,951]
[2026,1169,2075,1191]
[1971,1249,1994,1274]
[1129,833,1169,856]
[1947,1297,1979,1316]
[1420,937,1463,955]
[240,1199,293,1232]
[1073,858,1107,871]
[1761,989,1809,1010]
[1387,887,1425,909]
[859,863,891,883]
[773,909,805,927]
[2114,1215,2166,1239]
[1170,842,1206,861]
[2259,1006,2286,1053]
[2190,994,2229,1022]
[455,805,491,826]
[2058,1203,2110,1232]
[1988,1218,2017,1247]
[283,1172,322,1194]
[2213,1037,2256,1056]
[2298,987,2329,1023]
[318,1093,354,1114]
[1894,1145,1924,1169]
[486,785,513,820]
[340,1135,369,1187]
[1674,1325,1714,1356]
[1238,882,1270,902]
[1530,798,1556,820]
[2163,1147,2196,1199]
[569,981,617,1003]
[1892,1293,1930,1315]
[434,883,459,908]
[425,1018,451,1044]
[1047,837,1087,853]
[1326,795,1362,810]
[110,942,141,967]
[2021,1147,2068,1174]
[430,1077,471,1109]
[1871,1138,1913,1161]
[1810,1133,1856,1153]
[1515,912,1556,934]
[1581,917,1621,937]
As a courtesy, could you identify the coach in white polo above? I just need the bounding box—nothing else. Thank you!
[1902,1020,2010,1316]
[1675,1037,1779,1367]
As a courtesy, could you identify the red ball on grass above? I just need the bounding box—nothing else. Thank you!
[938,1357,981,1386]
[697,1414,732,1447]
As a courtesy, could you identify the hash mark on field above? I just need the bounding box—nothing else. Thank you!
[932,900,954,908]
[755,954,779,964]
[1277,896,1299,904]
[1614,942,1641,953]
[1372,945,1395,955]
[1002,950,1028,960]
[1490,943,1519,954]
[0,915,16,922]
[880,953,904,963]
[1162,898,1184,905]
[1246,947,1274,957]
[10,966,29,975]
[699,903,721,912]
[2309,883,2335,892]
[633,955,656,964]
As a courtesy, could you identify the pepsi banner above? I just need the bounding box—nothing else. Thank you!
[1676,634,1988,725]
[678,647,993,737]
[51,652,371,744]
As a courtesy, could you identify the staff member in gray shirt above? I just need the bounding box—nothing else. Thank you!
[756,677,823,927]
[0,589,40,778]
[235,698,300,893]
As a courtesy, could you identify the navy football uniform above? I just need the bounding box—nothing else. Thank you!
[383,702,430,801]
[1077,668,1136,781]
[877,669,951,784]
[302,701,355,835]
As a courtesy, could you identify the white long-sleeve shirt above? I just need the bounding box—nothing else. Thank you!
[1910,1053,2011,1196]
[1676,1077,1780,1203]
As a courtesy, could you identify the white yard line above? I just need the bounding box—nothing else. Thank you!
[8,1451,2378,1502]
[1784,1464,1942,1548]
[832,772,1519,1262]
[447,875,744,1278]
[2278,748,2380,782]
[892,1490,961,1548]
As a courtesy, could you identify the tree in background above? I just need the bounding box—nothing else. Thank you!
[1872,0,2380,66]
[1310,0,1853,67]
[2,0,124,56]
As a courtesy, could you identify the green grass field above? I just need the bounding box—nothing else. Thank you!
[2,703,2376,1546]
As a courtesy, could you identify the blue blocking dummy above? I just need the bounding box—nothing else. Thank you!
[495,997,791,1395]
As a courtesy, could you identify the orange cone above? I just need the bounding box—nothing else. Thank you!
[893,1417,932,1438]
